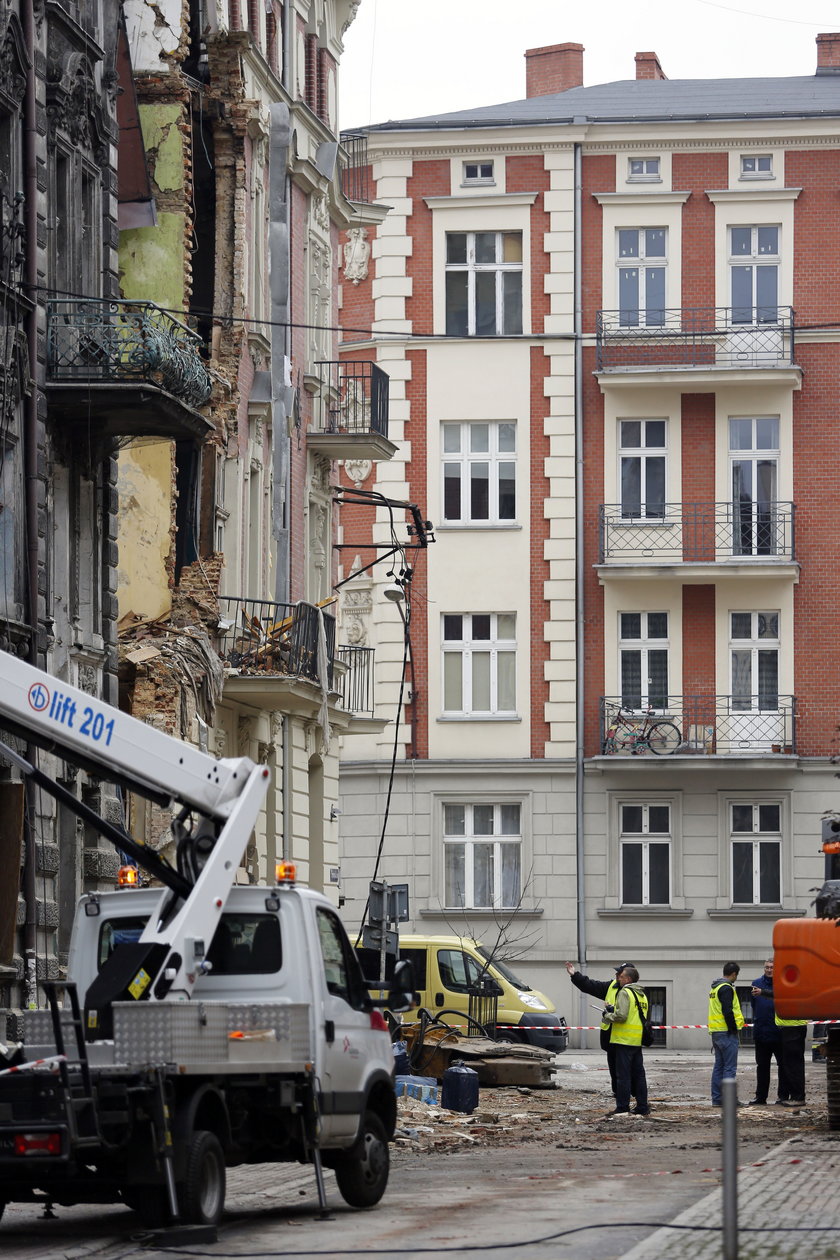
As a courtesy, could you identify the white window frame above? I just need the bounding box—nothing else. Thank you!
[442,612,517,717]
[730,801,782,906]
[445,230,523,337]
[729,224,779,324]
[628,157,661,183]
[462,160,495,186]
[730,610,779,713]
[619,802,672,906]
[617,227,667,328]
[618,418,667,519]
[728,417,779,557]
[442,801,522,910]
[619,611,669,712]
[441,421,516,525]
[740,154,773,180]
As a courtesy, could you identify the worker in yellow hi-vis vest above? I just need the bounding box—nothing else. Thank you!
[775,1008,808,1108]
[708,961,745,1106]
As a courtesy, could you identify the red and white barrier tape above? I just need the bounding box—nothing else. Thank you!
[0,1053,66,1077]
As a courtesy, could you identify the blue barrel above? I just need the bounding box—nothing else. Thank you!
[441,1061,479,1114]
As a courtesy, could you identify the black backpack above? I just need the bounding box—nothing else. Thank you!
[631,988,655,1048]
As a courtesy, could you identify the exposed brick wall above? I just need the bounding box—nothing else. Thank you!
[406,159,450,335]
[581,343,605,756]
[581,155,613,329]
[786,149,840,324]
[792,341,840,756]
[682,585,716,695]
[681,393,716,561]
[507,155,550,335]
[672,153,727,308]
[530,346,551,755]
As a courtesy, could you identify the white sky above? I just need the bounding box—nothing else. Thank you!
[339,0,839,130]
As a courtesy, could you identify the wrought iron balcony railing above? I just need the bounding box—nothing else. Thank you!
[340,132,372,205]
[596,307,795,371]
[47,299,212,409]
[335,645,375,715]
[599,502,795,564]
[218,598,336,687]
[600,695,796,757]
[314,360,389,439]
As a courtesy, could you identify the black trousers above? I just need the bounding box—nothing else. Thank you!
[754,1038,790,1102]
[779,1025,807,1101]
[613,1044,648,1113]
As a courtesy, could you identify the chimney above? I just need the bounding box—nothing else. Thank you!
[525,43,584,98]
[816,32,840,73]
[635,51,667,81]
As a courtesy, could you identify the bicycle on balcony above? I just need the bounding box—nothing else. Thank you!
[604,707,682,755]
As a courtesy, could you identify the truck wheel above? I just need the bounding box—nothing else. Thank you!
[827,1029,840,1131]
[334,1110,389,1208]
[180,1130,226,1225]
[121,1185,169,1227]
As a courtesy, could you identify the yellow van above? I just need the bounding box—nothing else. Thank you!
[357,934,568,1053]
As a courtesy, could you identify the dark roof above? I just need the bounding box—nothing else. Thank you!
[359,74,840,133]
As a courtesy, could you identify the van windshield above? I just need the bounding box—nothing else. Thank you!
[476,946,530,990]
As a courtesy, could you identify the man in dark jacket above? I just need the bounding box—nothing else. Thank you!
[747,959,790,1105]
[566,960,636,1098]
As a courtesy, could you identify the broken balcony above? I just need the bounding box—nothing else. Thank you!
[596,307,795,373]
[218,597,337,713]
[46,299,213,442]
[599,695,797,758]
[309,360,396,461]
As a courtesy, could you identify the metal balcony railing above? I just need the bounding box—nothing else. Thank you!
[314,360,389,439]
[600,695,797,757]
[335,645,375,715]
[596,307,795,371]
[218,598,336,686]
[599,502,795,563]
[47,299,212,409]
[340,132,372,205]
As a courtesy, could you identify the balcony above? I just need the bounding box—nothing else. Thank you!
[599,502,796,571]
[599,696,797,758]
[218,597,336,712]
[309,360,396,461]
[335,645,375,716]
[596,307,796,377]
[46,299,213,442]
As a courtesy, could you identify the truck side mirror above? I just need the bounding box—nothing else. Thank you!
[388,959,417,1013]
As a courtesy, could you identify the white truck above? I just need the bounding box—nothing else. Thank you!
[0,650,413,1229]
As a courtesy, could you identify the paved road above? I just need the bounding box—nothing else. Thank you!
[1,1050,835,1260]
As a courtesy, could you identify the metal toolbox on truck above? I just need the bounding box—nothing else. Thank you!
[111,1001,313,1072]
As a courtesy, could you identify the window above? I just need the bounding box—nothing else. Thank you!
[437,948,485,990]
[731,802,781,904]
[619,419,666,518]
[740,155,773,179]
[729,418,779,556]
[628,157,660,182]
[620,611,668,710]
[0,436,23,620]
[463,161,494,185]
[316,908,368,1009]
[617,228,666,327]
[730,612,778,711]
[730,225,778,324]
[50,147,102,300]
[445,231,523,337]
[620,803,671,905]
[442,421,516,524]
[443,802,521,909]
[442,613,516,716]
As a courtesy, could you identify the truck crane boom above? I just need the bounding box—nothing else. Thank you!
[0,649,271,1027]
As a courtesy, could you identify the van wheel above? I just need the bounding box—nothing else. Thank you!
[180,1130,226,1225]
[334,1111,389,1208]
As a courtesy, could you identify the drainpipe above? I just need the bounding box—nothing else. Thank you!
[21,0,39,1008]
[573,141,587,1047]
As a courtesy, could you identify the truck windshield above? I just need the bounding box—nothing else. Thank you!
[476,946,530,990]
[99,914,283,975]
